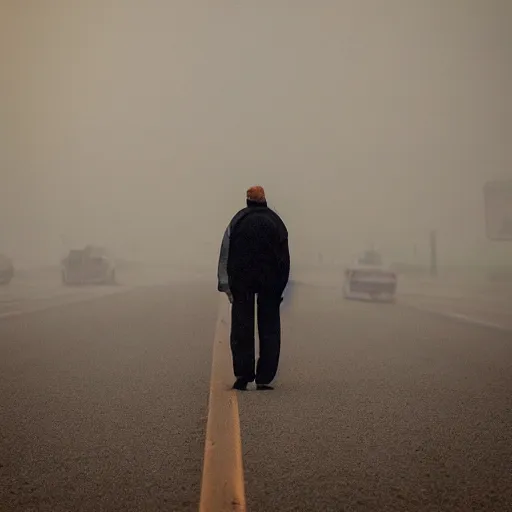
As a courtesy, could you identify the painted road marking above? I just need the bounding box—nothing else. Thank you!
[199,298,246,512]
[0,287,139,321]
[0,311,22,319]
[444,312,506,331]
[399,299,510,332]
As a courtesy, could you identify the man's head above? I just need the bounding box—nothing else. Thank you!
[246,185,266,206]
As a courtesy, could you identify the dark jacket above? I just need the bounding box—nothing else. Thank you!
[217,201,290,296]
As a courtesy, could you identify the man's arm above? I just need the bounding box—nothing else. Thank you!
[218,209,255,303]
[268,210,290,296]
[279,237,291,293]
[217,225,231,294]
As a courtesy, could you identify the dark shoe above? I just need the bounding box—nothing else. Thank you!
[256,384,274,391]
[233,378,248,391]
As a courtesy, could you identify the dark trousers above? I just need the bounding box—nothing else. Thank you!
[230,290,281,385]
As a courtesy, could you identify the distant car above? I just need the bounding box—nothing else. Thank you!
[0,254,14,285]
[61,245,117,285]
[342,250,397,302]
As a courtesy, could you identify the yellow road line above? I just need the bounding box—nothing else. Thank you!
[199,299,247,512]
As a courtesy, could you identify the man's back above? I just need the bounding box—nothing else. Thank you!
[228,206,289,293]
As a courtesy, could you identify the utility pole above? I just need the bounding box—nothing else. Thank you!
[429,230,438,277]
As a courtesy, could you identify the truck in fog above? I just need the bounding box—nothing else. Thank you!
[61,245,117,285]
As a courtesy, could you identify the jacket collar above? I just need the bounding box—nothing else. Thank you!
[246,199,268,208]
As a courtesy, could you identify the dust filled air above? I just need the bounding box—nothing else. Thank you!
[1,2,511,512]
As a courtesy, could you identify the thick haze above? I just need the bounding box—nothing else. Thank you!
[1,1,511,268]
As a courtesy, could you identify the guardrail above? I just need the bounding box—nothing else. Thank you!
[390,263,512,283]
[289,264,512,293]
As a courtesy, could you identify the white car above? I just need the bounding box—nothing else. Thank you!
[342,251,397,302]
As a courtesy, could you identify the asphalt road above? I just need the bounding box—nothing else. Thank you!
[240,284,512,512]
[0,265,208,318]
[1,278,512,511]
[0,281,218,512]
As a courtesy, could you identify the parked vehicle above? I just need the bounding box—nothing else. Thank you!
[342,250,397,302]
[61,246,116,285]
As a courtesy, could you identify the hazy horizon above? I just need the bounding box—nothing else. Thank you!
[1,1,511,267]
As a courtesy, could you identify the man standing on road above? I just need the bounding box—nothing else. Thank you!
[217,186,290,391]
